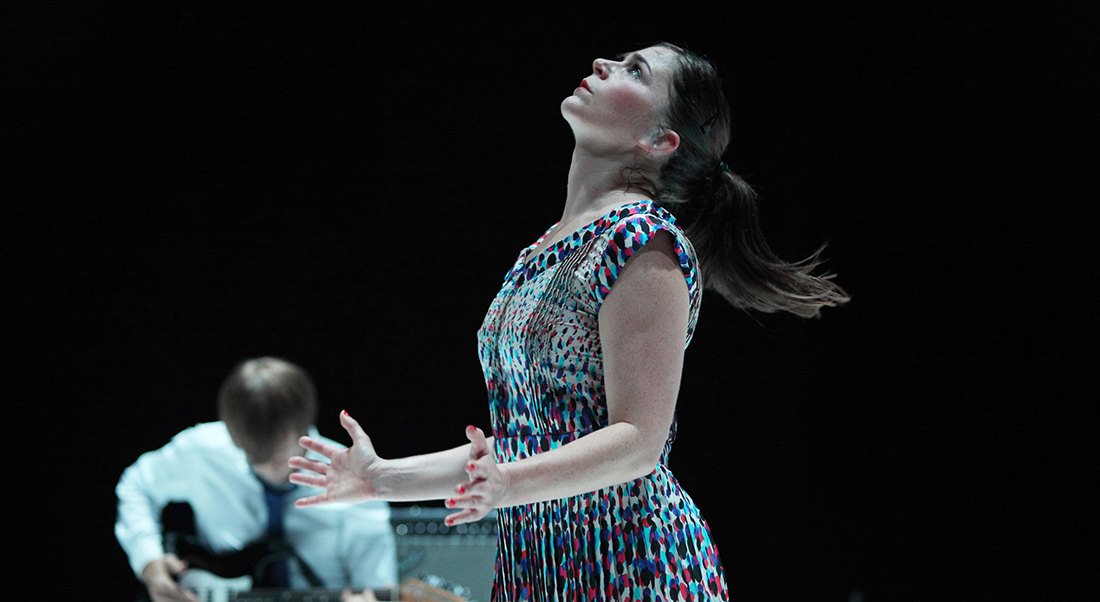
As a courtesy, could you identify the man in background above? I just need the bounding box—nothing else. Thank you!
[115,356,397,602]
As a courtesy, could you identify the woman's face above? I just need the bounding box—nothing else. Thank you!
[561,45,680,153]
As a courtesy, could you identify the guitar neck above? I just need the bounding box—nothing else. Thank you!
[230,587,399,601]
[232,585,400,598]
[231,578,465,601]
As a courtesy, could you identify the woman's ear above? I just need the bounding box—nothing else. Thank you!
[639,128,681,158]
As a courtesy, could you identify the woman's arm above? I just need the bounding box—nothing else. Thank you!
[372,437,496,502]
[446,231,689,521]
[289,412,494,505]
[293,232,687,514]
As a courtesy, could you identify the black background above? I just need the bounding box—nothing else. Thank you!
[6,2,1092,600]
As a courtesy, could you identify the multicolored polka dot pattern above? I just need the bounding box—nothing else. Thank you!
[477,200,729,600]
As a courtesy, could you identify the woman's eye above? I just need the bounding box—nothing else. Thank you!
[629,64,643,80]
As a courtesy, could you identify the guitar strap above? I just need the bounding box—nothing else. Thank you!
[257,537,323,588]
[291,547,323,588]
[161,501,324,588]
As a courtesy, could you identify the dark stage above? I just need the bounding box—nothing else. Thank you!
[7,3,1087,601]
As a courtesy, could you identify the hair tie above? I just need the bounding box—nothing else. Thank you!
[713,160,730,174]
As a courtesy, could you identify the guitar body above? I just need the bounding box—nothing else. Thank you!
[176,569,253,602]
[176,568,461,601]
[170,531,283,582]
[154,502,469,601]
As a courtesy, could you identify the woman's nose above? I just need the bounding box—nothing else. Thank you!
[592,58,610,78]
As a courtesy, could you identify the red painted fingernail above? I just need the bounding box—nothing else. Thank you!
[342,409,348,416]
[445,517,453,525]
[469,463,476,470]
[458,485,466,494]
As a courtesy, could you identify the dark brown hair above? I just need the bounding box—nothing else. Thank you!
[217,356,317,463]
[636,42,850,318]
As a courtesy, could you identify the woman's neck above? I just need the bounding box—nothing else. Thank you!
[560,146,650,224]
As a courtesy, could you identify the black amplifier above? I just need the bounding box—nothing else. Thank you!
[389,505,498,602]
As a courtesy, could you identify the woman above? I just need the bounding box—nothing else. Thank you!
[289,42,848,601]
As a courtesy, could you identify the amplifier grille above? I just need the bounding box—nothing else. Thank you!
[390,506,497,602]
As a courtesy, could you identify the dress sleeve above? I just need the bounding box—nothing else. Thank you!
[588,212,702,342]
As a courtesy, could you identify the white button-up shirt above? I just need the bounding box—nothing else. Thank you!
[115,421,398,589]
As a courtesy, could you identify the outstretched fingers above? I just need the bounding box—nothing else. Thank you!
[465,424,494,483]
[298,435,341,460]
[444,506,485,526]
[294,491,333,508]
[288,456,329,476]
[340,409,371,445]
[466,424,489,458]
[466,458,492,481]
[288,471,328,489]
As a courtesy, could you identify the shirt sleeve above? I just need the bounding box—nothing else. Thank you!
[114,427,203,579]
[340,502,400,590]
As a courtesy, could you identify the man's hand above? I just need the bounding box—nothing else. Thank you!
[342,588,380,602]
[142,554,199,602]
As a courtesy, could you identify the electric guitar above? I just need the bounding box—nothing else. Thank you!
[156,502,471,601]
[176,570,467,601]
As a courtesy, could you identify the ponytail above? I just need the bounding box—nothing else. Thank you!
[681,170,849,318]
[650,41,850,318]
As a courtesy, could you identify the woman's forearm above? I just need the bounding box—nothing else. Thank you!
[497,422,659,508]
[374,438,494,502]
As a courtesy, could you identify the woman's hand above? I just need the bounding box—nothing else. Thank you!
[289,410,383,507]
[444,425,509,525]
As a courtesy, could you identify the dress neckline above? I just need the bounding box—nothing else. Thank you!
[519,199,655,271]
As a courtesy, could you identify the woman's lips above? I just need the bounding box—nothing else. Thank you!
[578,79,590,92]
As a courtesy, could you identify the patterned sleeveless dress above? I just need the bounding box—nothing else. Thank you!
[477,200,730,601]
